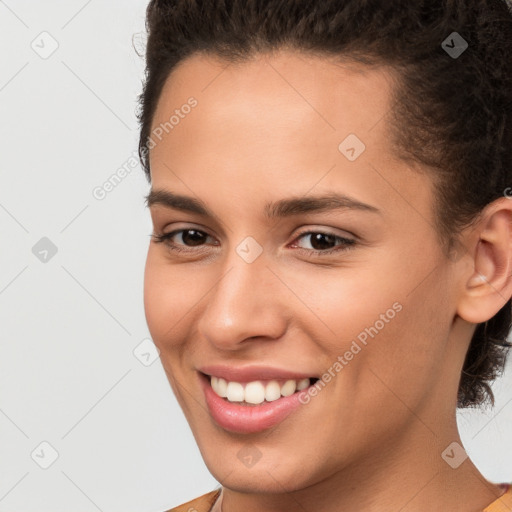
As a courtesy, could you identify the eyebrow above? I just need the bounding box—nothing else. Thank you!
[145,189,380,218]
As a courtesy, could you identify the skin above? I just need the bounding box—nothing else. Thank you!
[143,50,512,511]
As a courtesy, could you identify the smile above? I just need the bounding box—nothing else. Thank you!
[209,375,316,405]
[199,371,321,433]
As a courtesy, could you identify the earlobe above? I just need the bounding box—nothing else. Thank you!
[457,201,512,324]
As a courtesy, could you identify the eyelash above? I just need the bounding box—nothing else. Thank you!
[150,228,356,256]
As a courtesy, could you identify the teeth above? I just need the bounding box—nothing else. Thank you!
[265,380,281,402]
[297,378,310,391]
[210,376,312,404]
[216,377,228,398]
[280,379,296,397]
[226,381,245,402]
[244,381,266,404]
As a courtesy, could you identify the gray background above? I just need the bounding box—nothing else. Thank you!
[0,2,510,511]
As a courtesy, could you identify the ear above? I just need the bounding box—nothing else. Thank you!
[456,197,512,324]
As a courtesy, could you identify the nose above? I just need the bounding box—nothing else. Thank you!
[196,249,288,351]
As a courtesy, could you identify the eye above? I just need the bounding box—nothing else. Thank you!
[151,227,356,257]
[290,230,356,255]
[151,228,217,252]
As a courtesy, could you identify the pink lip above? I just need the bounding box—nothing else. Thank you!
[198,364,317,383]
[198,372,314,434]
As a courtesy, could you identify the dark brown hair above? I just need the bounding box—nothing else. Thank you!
[136,0,512,408]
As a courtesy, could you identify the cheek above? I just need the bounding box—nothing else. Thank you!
[143,249,201,348]
[290,255,451,393]
[282,262,407,352]
[345,269,453,408]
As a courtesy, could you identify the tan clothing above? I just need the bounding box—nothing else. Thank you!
[167,488,221,512]
[167,483,512,512]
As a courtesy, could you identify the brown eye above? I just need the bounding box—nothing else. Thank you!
[292,231,356,255]
[151,228,215,250]
[306,233,337,251]
[177,229,208,246]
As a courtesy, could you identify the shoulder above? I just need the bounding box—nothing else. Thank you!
[484,483,512,512]
[165,489,221,512]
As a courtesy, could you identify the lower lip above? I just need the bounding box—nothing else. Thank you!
[199,372,311,434]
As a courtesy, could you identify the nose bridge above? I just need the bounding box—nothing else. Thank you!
[197,244,286,347]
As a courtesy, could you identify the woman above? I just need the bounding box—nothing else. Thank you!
[137,0,512,510]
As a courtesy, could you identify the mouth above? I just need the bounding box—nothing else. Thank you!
[202,372,320,406]
[197,364,323,433]
[198,370,321,433]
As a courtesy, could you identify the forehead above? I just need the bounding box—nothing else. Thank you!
[150,50,396,147]
[150,50,397,176]
[148,50,434,228]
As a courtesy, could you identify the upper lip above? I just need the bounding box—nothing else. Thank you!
[198,364,318,383]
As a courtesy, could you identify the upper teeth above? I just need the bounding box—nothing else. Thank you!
[210,376,311,404]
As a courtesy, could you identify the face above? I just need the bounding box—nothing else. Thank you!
[144,50,463,492]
